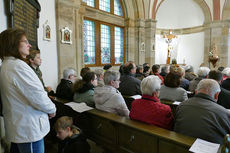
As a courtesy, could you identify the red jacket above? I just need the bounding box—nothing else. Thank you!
[129,95,173,130]
[153,73,164,84]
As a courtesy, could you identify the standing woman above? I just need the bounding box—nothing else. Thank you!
[0,28,56,153]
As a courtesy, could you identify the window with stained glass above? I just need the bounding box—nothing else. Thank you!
[99,0,110,12]
[114,0,123,16]
[83,20,95,64]
[101,24,111,64]
[114,26,124,64]
[82,0,95,7]
[83,0,124,66]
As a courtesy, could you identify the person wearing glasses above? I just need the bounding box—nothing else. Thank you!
[94,70,129,117]
[56,68,77,101]
[73,71,97,107]
[0,28,56,153]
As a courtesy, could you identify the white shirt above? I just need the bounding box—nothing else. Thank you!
[0,57,56,143]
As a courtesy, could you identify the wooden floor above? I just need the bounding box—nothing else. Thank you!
[45,138,104,153]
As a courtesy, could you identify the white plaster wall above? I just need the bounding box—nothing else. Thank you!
[156,0,204,29]
[0,0,58,90]
[38,0,58,90]
[205,0,213,21]
[0,0,7,32]
[155,32,204,72]
[220,0,226,19]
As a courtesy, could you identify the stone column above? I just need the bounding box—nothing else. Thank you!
[135,19,145,65]
[145,19,156,66]
[125,18,136,62]
[75,4,85,76]
[56,0,83,78]
[204,20,230,68]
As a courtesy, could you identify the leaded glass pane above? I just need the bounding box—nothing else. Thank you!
[83,20,95,64]
[114,0,123,16]
[83,0,95,7]
[101,24,111,64]
[99,0,110,12]
[114,26,124,64]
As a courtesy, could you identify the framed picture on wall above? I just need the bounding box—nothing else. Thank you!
[61,27,72,44]
[43,20,51,41]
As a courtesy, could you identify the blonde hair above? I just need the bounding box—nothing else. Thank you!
[54,116,73,131]
[26,50,40,64]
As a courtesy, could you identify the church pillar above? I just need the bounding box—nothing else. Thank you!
[56,0,84,78]
[145,19,156,66]
[135,19,145,65]
[204,20,230,68]
[125,18,136,62]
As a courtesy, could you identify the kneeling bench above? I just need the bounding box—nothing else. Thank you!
[83,109,195,153]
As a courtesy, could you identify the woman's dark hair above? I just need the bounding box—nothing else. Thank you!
[152,64,160,73]
[73,72,96,93]
[0,28,26,60]
[119,64,124,75]
[136,65,143,74]
[103,64,112,70]
[123,61,135,74]
[80,67,90,77]
[143,66,150,73]
[164,72,181,88]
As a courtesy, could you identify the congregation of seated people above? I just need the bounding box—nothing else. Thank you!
[53,62,230,145]
[3,45,230,152]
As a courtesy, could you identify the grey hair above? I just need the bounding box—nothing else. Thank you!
[197,67,210,77]
[197,79,220,97]
[63,68,76,80]
[161,65,169,73]
[222,67,230,77]
[141,75,161,96]
[185,65,194,72]
[95,68,104,78]
[103,70,120,85]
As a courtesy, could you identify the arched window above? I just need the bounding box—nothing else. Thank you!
[83,0,124,66]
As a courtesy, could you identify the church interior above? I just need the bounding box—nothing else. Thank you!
[1,0,230,153]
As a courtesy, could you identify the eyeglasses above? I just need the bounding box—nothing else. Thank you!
[20,40,30,45]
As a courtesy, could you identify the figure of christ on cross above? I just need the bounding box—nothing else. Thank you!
[163,30,177,64]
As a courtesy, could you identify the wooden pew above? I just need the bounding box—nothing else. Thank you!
[160,99,178,116]
[52,97,196,153]
[85,109,195,153]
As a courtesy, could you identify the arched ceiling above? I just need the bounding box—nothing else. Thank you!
[155,0,206,29]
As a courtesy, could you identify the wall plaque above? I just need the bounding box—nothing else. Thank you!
[9,0,41,49]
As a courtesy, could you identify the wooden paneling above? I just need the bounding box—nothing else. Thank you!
[118,125,158,153]
[52,98,196,153]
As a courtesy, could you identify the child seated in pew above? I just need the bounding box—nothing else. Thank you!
[54,116,90,153]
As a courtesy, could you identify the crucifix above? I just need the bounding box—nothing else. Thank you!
[163,30,177,64]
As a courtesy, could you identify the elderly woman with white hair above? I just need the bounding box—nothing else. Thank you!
[221,67,230,91]
[129,76,173,130]
[189,67,210,92]
[94,70,129,117]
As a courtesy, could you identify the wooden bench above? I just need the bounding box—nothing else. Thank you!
[52,97,196,153]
